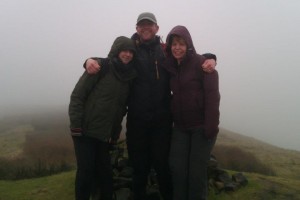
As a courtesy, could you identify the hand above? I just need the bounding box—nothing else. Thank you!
[86,59,101,74]
[202,59,216,73]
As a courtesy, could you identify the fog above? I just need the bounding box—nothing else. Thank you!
[1,0,300,151]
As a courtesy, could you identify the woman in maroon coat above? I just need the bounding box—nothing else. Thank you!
[164,25,220,200]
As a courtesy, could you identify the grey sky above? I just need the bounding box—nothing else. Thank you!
[1,0,300,151]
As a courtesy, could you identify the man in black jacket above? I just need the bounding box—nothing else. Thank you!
[84,12,216,200]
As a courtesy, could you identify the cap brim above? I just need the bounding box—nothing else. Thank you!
[137,17,157,24]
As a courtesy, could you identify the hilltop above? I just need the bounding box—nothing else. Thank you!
[216,128,300,180]
[0,111,300,199]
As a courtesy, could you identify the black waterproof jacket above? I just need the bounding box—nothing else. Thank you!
[127,33,172,127]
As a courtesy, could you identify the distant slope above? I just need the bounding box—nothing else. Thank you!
[0,109,69,158]
[0,110,300,200]
[0,124,34,158]
[217,128,300,180]
[0,111,300,186]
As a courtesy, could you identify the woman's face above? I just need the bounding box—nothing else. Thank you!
[118,50,134,64]
[171,36,187,63]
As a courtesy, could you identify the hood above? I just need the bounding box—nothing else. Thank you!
[108,36,136,59]
[166,25,196,57]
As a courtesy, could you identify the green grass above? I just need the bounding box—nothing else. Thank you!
[0,171,75,200]
[216,129,300,180]
[0,171,299,200]
[0,125,34,158]
[1,114,300,200]
[208,172,300,200]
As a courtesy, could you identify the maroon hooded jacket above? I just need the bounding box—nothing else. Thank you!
[164,25,220,139]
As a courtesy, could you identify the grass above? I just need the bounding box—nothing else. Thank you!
[208,172,300,200]
[1,113,300,199]
[0,124,34,158]
[216,129,300,180]
[0,170,299,200]
[0,171,75,200]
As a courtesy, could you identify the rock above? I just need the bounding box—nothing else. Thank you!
[213,181,225,190]
[109,143,248,198]
[232,172,248,186]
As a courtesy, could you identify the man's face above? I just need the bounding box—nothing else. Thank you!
[136,20,159,42]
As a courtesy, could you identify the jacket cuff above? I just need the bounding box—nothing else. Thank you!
[70,128,82,133]
[202,53,217,62]
[83,57,100,69]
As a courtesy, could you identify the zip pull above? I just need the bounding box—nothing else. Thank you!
[155,60,160,79]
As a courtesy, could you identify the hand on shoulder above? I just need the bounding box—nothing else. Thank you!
[202,59,216,73]
[86,59,101,74]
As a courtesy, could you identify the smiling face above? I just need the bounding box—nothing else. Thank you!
[136,20,159,42]
[171,36,187,63]
[118,50,134,64]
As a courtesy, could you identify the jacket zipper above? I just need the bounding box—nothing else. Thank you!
[155,60,160,79]
[177,64,185,128]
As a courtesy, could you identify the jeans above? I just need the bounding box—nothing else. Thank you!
[72,136,113,200]
[169,127,216,200]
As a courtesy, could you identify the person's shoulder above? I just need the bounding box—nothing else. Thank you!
[100,58,110,66]
[79,71,101,81]
[192,54,206,65]
[194,53,204,58]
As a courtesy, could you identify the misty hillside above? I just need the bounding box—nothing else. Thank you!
[0,109,300,200]
[216,128,300,180]
[0,108,300,181]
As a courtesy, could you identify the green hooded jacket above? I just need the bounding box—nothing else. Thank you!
[69,36,137,142]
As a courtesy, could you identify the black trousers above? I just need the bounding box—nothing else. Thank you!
[126,119,173,200]
[72,136,113,200]
[169,128,216,200]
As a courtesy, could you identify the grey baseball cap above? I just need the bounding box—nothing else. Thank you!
[137,12,157,24]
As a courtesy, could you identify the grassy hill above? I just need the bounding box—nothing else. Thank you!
[0,171,74,200]
[0,124,34,158]
[216,129,300,180]
[0,111,300,199]
[0,170,299,200]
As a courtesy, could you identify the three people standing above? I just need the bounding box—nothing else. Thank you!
[70,12,220,200]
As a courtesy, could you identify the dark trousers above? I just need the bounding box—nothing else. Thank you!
[72,136,113,200]
[126,120,173,200]
[169,128,216,200]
